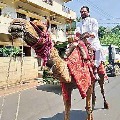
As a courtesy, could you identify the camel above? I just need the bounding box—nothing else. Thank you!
[8,18,109,120]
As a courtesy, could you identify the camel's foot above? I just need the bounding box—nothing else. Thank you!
[64,110,70,120]
[64,118,69,120]
[64,115,70,120]
[86,107,93,120]
[86,114,93,120]
[104,101,109,109]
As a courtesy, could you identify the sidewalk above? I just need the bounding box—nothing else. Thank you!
[0,79,42,97]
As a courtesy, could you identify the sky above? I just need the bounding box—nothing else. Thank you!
[65,0,120,27]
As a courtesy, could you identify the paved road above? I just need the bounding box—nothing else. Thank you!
[0,76,120,120]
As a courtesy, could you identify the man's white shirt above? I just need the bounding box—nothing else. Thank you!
[76,17,101,50]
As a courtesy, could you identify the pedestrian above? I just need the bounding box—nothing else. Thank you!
[75,6,104,80]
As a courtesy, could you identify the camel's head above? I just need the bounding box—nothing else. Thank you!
[9,18,52,66]
[8,18,50,47]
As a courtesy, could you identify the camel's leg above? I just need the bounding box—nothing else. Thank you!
[98,75,109,109]
[85,85,93,120]
[63,98,71,120]
[62,83,72,120]
[92,81,96,110]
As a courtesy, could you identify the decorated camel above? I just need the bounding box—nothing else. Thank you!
[8,18,109,120]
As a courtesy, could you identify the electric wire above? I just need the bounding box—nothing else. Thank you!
[83,0,113,19]
[77,0,120,26]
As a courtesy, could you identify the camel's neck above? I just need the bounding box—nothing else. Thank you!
[50,47,61,59]
[50,47,64,63]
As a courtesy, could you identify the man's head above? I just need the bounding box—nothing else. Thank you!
[80,6,90,19]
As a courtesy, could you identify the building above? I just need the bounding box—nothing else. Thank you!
[0,0,76,87]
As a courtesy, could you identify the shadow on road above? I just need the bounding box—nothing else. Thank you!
[93,107,105,111]
[39,110,87,120]
[107,74,115,77]
[36,84,62,95]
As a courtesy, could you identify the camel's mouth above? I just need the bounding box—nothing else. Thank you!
[8,19,25,39]
[8,18,48,47]
[8,18,45,39]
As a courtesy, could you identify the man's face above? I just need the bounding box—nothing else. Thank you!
[80,8,89,19]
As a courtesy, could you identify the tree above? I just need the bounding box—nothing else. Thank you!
[98,26,107,38]
[76,17,81,22]
[111,25,120,34]
[99,25,120,47]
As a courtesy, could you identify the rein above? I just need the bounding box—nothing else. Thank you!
[30,22,53,66]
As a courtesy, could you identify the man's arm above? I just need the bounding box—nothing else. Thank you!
[90,18,99,38]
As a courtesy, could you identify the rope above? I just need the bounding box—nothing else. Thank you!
[6,55,13,88]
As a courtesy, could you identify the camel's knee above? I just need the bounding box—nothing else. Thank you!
[63,98,71,109]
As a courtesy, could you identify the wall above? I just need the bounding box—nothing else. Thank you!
[0,57,38,88]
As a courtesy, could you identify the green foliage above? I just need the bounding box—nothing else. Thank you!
[98,26,107,38]
[76,17,82,22]
[66,21,76,31]
[111,25,120,34]
[0,46,22,57]
[54,41,68,49]
[54,41,68,58]
[43,69,59,85]
[99,25,120,47]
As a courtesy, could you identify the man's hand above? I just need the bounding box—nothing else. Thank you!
[81,32,95,39]
[81,32,90,39]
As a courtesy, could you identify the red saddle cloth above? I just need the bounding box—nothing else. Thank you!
[60,41,108,101]
[61,46,91,100]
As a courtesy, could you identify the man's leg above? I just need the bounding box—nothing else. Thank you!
[94,50,102,80]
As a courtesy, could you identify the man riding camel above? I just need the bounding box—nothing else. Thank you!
[75,6,104,80]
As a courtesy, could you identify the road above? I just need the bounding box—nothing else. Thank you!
[0,76,120,120]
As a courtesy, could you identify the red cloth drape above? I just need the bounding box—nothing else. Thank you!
[61,46,91,100]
